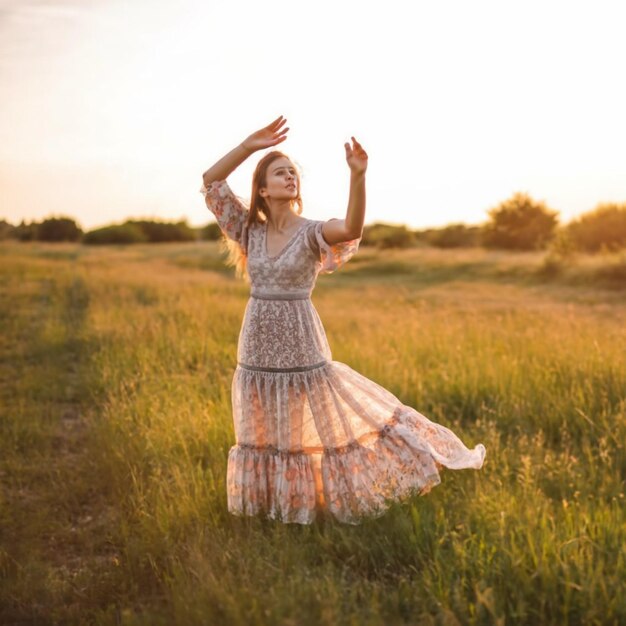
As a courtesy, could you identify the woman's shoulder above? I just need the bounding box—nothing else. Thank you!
[300,217,320,232]
[299,216,317,228]
[301,217,324,250]
[301,216,324,231]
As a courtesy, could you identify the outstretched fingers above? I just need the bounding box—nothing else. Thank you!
[351,136,368,157]
[269,116,289,142]
[268,115,287,131]
[271,129,289,145]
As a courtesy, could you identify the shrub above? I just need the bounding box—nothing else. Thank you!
[13,220,39,241]
[201,222,222,241]
[124,219,197,243]
[481,192,559,250]
[362,223,416,248]
[37,217,83,242]
[0,219,15,240]
[83,224,147,245]
[565,203,626,253]
[425,223,481,248]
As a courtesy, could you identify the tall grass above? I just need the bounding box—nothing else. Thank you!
[0,241,624,625]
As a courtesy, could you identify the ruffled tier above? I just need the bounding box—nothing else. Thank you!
[227,445,318,524]
[227,362,486,524]
[320,405,485,524]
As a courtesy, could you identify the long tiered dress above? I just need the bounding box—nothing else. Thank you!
[200,179,486,525]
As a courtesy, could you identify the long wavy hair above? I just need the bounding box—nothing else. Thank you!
[221,151,304,281]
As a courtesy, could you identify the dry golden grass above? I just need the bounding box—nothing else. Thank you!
[1,240,624,625]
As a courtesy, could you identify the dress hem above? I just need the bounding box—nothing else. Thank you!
[226,405,485,525]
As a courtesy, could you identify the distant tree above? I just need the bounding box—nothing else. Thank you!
[83,224,148,245]
[481,192,559,250]
[13,219,39,241]
[0,219,15,240]
[37,217,83,242]
[200,222,222,241]
[362,222,416,248]
[426,223,481,248]
[565,202,626,252]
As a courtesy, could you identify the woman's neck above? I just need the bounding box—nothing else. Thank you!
[266,203,303,232]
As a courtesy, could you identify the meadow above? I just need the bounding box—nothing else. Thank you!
[0,240,624,625]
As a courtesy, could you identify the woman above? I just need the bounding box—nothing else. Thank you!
[200,115,486,525]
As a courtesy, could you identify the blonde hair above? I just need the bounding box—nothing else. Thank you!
[222,151,303,281]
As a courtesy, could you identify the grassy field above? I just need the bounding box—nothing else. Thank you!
[0,240,625,626]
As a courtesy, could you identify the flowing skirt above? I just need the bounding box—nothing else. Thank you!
[226,360,486,525]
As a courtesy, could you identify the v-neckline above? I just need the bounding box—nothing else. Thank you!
[263,220,308,260]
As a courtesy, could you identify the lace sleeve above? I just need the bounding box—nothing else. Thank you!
[200,179,249,249]
[311,220,361,274]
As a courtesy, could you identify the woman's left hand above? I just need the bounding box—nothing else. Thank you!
[344,136,368,175]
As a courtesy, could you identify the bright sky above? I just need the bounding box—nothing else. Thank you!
[1,0,625,231]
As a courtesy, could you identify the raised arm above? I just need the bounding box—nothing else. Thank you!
[321,136,368,245]
[202,115,290,186]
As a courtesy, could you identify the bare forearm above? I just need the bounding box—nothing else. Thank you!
[345,171,366,237]
[315,170,367,246]
[202,143,254,186]
[319,136,368,244]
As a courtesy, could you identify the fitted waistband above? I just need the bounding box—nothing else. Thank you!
[250,290,312,300]
[237,360,328,373]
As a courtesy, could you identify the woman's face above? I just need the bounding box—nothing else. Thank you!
[260,157,299,202]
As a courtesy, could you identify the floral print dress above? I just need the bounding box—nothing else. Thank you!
[200,179,486,525]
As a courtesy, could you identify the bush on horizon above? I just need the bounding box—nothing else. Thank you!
[37,217,83,242]
[82,223,148,245]
[422,223,482,248]
[565,202,626,253]
[481,192,559,251]
[123,219,197,243]
[362,222,417,248]
[201,222,222,241]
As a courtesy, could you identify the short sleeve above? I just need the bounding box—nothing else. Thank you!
[199,179,249,251]
[309,220,361,274]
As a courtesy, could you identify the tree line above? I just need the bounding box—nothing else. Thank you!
[2,192,625,253]
[364,193,626,253]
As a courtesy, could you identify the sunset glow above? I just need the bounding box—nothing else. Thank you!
[1,0,625,231]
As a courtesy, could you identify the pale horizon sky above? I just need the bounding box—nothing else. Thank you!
[1,0,626,231]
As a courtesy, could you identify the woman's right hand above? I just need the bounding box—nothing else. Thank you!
[241,115,289,153]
